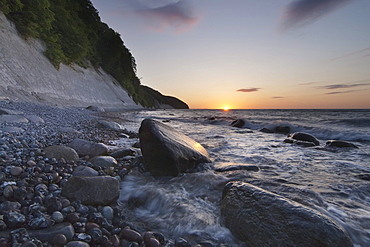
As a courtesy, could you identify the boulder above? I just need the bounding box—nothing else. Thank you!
[68,139,108,158]
[230,119,245,128]
[326,140,358,148]
[139,118,211,176]
[259,128,275,133]
[89,156,117,168]
[62,176,120,205]
[288,132,320,146]
[72,166,99,177]
[221,182,353,247]
[110,148,135,158]
[0,115,29,123]
[274,126,290,134]
[44,145,79,162]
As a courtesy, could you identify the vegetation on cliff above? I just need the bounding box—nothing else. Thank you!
[0,0,188,109]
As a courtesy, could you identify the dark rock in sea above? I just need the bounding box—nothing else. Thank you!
[139,118,211,176]
[274,126,290,134]
[62,176,120,205]
[284,138,317,147]
[215,164,259,172]
[44,145,79,162]
[259,128,275,133]
[220,181,353,247]
[89,156,117,168]
[355,174,370,181]
[325,140,358,148]
[68,139,108,158]
[287,132,320,146]
[230,119,245,128]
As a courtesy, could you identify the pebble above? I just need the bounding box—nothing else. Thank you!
[52,233,68,246]
[10,166,23,176]
[102,206,114,220]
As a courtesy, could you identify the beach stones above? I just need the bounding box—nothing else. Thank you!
[62,176,120,205]
[44,145,79,162]
[139,118,211,176]
[89,156,117,168]
[285,132,320,146]
[221,181,353,247]
[68,139,108,158]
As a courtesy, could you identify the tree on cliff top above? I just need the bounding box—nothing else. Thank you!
[0,0,159,108]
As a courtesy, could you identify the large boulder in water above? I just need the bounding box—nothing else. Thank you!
[288,132,320,146]
[326,140,358,148]
[221,182,353,247]
[139,118,211,176]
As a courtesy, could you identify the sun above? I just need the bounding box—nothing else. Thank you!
[222,105,230,111]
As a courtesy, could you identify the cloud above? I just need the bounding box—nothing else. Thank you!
[123,0,200,33]
[325,90,357,95]
[281,0,353,30]
[330,47,370,61]
[271,96,284,99]
[317,82,370,90]
[236,88,261,93]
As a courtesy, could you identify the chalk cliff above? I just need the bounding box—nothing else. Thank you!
[0,12,144,109]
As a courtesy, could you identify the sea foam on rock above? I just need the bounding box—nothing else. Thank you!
[221,181,353,247]
[139,118,211,176]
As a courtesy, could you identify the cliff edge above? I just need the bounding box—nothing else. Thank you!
[0,12,186,110]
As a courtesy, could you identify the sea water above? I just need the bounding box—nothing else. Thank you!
[115,109,370,246]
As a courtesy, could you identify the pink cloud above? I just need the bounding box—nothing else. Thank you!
[237,88,261,93]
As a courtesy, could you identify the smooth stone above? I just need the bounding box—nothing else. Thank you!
[51,211,64,223]
[73,166,99,177]
[139,118,211,176]
[10,166,23,176]
[3,185,14,198]
[68,139,108,158]
[51,233,68,246]
[44,145,79,162]
[221,181,353,246]
[96,120,124,131]
[230,119,245,128]
[102,206,114,220]
[62,176,120,205]
[0,115,29,123]
[66,241,91,247]
[326,140,358,148]
[288,132,320,146]
[120,228,143,243]
[89,156,117,168]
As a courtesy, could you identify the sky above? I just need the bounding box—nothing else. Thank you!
[90,0,370,109]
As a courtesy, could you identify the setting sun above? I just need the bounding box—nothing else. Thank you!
[222,105,230,111]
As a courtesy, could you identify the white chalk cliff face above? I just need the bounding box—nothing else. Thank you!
[0,12,142,109]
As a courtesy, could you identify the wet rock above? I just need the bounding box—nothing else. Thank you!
[274,126,290,134]
[215,164,259,172]
[325,140,358,148]
[44,145,79,162]
[221,181,353,247]
[89,156,117,168]
[139,118,211,176]
[10,166,23,176]
[284,138,317,147]
[62,176,120,205]
[51,233,68,246]
[120,228,143,243]
[52,211,64,223]
[28,211,54,229]
[259,128,275,133]
[175,237,191,247]
[88,228,102,242]
[288,132,320,146]
[102,206,114,220]
[68,139,108,158]
[73,166,99,177]
[230,119,245,128]
[4,211,26,228]
[110,148,135,158]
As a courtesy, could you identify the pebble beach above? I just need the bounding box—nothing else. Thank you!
[0,100,180,247]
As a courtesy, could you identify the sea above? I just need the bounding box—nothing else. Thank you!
[112,109,370,246]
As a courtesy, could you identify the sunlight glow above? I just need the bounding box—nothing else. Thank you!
[222,105,230,111]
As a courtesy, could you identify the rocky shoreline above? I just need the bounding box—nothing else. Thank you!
[0,100,182,246]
